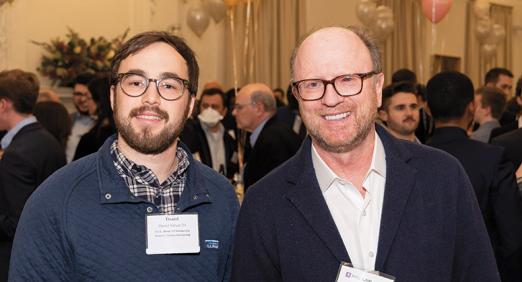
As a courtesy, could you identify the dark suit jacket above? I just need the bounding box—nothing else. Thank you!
[232,125,499,282]
[491,128,522,168]
[243,116,300,190]
[0,122,66,280]
[489,121,518,141]
[427,127,522,281]
[180,119,238,180]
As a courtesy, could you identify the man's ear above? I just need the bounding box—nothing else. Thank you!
[378,109,388,122]
[110,85,116,111]
[0,98,12,113]
[187,95,196,119]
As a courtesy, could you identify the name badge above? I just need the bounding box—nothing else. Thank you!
[336,262,395,282]
[145,213,200,255]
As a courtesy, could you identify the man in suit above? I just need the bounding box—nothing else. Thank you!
[491,128,522,168]
[232,83,300,190]
[378,82,420,143]
[471,87,506,143]
[0,74,66,281]
[231,26,499,281]
[425,71,522,282]
[181,87,238,180]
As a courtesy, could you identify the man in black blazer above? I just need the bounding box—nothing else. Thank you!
[180,88,238,181]
[232,83,300,190]
[232,26,500,281]
[0,74,66,281]
[426,71,522,282]
[491,128,522,168]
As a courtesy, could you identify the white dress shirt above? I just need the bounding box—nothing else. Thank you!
[311,133,386,271]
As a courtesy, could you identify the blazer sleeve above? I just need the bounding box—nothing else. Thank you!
[452,164,501,281]
[231,193,282,282]
[490,151,522,259]
[0,149,37,238]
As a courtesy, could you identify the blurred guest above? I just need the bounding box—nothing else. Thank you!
[65,73,96,162]
[272,87,286,107]
[73,74,115,160]
[426,71,522,282]
[485,67,513,98]
[232,83,299,190]
[378,82,420,143]
[0,75,65,281]
[181,88,238,180]
[275,84,307,143]
[490,76,522,140]
[391,68,417,84]
[203,80,224,91]
[471,87,506,143]
[37,89,61,103]
[33,101,71,149]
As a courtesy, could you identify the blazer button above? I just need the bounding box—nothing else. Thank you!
[105,193,112,200]
[193,195,198,200]
[146,207,154,213]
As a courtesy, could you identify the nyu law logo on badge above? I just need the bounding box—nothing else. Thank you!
[205,240,219,249]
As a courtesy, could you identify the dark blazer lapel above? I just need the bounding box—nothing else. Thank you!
[284,138,350,263]
[374,126,417,270]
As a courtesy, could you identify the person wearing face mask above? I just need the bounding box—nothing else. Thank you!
[181,87,238,181]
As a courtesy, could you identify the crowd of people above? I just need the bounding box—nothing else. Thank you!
[0,25,520,281]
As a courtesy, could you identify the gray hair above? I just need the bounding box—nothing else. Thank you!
[250,90,276,113]
[290,26,382,81]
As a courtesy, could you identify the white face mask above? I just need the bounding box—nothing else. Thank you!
[198,107,223,127]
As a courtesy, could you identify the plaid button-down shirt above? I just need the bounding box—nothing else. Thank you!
[110,140,189,214]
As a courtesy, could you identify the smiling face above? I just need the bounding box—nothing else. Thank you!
[380,92,419,138]
[293,28,383,153]
[111,42,195,155]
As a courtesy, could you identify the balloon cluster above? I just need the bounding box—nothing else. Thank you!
[473,0,505,59]
[356,0,395,42]
[186,0,228,38]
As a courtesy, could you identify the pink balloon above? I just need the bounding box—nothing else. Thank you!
[422,0,453,24]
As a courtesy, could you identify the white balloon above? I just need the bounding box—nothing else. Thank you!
[491,24,506,43]
[474,0,490,20]
[475,19,492,43]
[371,5,394,42]
[187,6,211,37]
[481,43,496,59]
[356,0,377,27]
[205,0,226,23]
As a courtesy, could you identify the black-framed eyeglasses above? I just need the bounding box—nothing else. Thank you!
[292,71,381,101]
[116,73,190,101]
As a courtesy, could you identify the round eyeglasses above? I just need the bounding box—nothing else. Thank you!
[292,71,380,101]
[116,73,190,101]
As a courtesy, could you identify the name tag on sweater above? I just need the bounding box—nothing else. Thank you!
[336,262,395,282]
[146,214,200,255]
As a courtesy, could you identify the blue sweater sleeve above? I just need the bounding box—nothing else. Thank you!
[9,179,73,282]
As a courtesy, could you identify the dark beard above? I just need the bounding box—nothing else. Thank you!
[113,103,189,155]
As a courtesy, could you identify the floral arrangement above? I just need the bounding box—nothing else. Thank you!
[33,28,128,87]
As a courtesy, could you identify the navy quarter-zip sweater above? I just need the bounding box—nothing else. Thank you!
[9,135,239,282]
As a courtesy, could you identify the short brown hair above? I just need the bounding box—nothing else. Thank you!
[0,69,40,94]
[110,31,199,96]
[0,78,38,114]
[475,87,507,119]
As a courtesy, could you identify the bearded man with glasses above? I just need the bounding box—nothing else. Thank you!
[9,31,239,282]
[232,26,499,281]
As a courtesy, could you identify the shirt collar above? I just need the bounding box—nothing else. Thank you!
[1,116,37,149]
[311,132,386,193]
[249,116,270,147]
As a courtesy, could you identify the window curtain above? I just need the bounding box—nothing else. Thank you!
[380,0,426,84]
[224,0,305,90]
[465,1,512,87]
